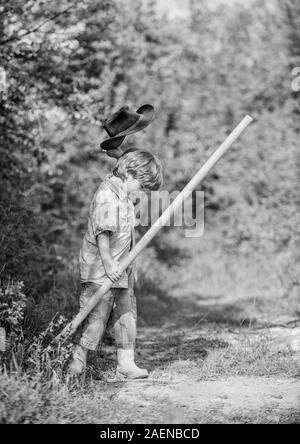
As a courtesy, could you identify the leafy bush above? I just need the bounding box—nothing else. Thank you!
[0,280,73,382]
[0,281,26,340]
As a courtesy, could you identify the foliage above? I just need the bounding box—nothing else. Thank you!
[0,280,26,339]
[0,281,72,382]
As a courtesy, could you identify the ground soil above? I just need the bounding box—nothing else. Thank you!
[89,290,300,424]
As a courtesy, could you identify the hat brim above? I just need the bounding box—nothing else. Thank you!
[100,135,126,151]
[100,104,155,151]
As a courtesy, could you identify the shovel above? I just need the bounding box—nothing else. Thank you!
[55,115,253,341]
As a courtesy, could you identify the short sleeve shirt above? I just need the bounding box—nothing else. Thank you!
[79,174,135,288]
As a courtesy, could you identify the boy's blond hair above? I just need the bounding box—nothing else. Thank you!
[113,150,163,191]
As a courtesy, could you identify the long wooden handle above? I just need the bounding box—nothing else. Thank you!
[56,115,253,340]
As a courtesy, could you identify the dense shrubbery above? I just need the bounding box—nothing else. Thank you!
[0,280,72,379]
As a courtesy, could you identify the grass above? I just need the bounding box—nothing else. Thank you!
[1,330,299,423]
[149,332,300,381]
[0,371,121,424]
[198,341,300,380]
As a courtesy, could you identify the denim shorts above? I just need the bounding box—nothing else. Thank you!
[74,269,137,351]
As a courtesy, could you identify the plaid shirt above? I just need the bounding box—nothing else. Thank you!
[79,173,135,288]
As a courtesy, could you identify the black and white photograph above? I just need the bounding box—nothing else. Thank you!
[0,0,299,426]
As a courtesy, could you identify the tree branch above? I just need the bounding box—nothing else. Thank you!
[0,5,74,46]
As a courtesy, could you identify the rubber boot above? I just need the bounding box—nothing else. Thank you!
[116,349,148,379]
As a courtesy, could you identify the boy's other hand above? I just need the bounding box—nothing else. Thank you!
[104,258,122,283]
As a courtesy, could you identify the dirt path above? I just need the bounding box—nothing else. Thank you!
[115,375,300,424]
[96,316,300,424]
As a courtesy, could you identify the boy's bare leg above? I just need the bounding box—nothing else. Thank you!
[69,344,88,375]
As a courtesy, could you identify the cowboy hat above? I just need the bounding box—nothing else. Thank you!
[100,104,155,152]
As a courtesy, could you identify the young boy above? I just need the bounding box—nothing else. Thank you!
[69,149,163,379]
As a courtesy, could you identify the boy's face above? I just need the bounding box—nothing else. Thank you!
[125,174,142,202]
[125,174,141,193]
